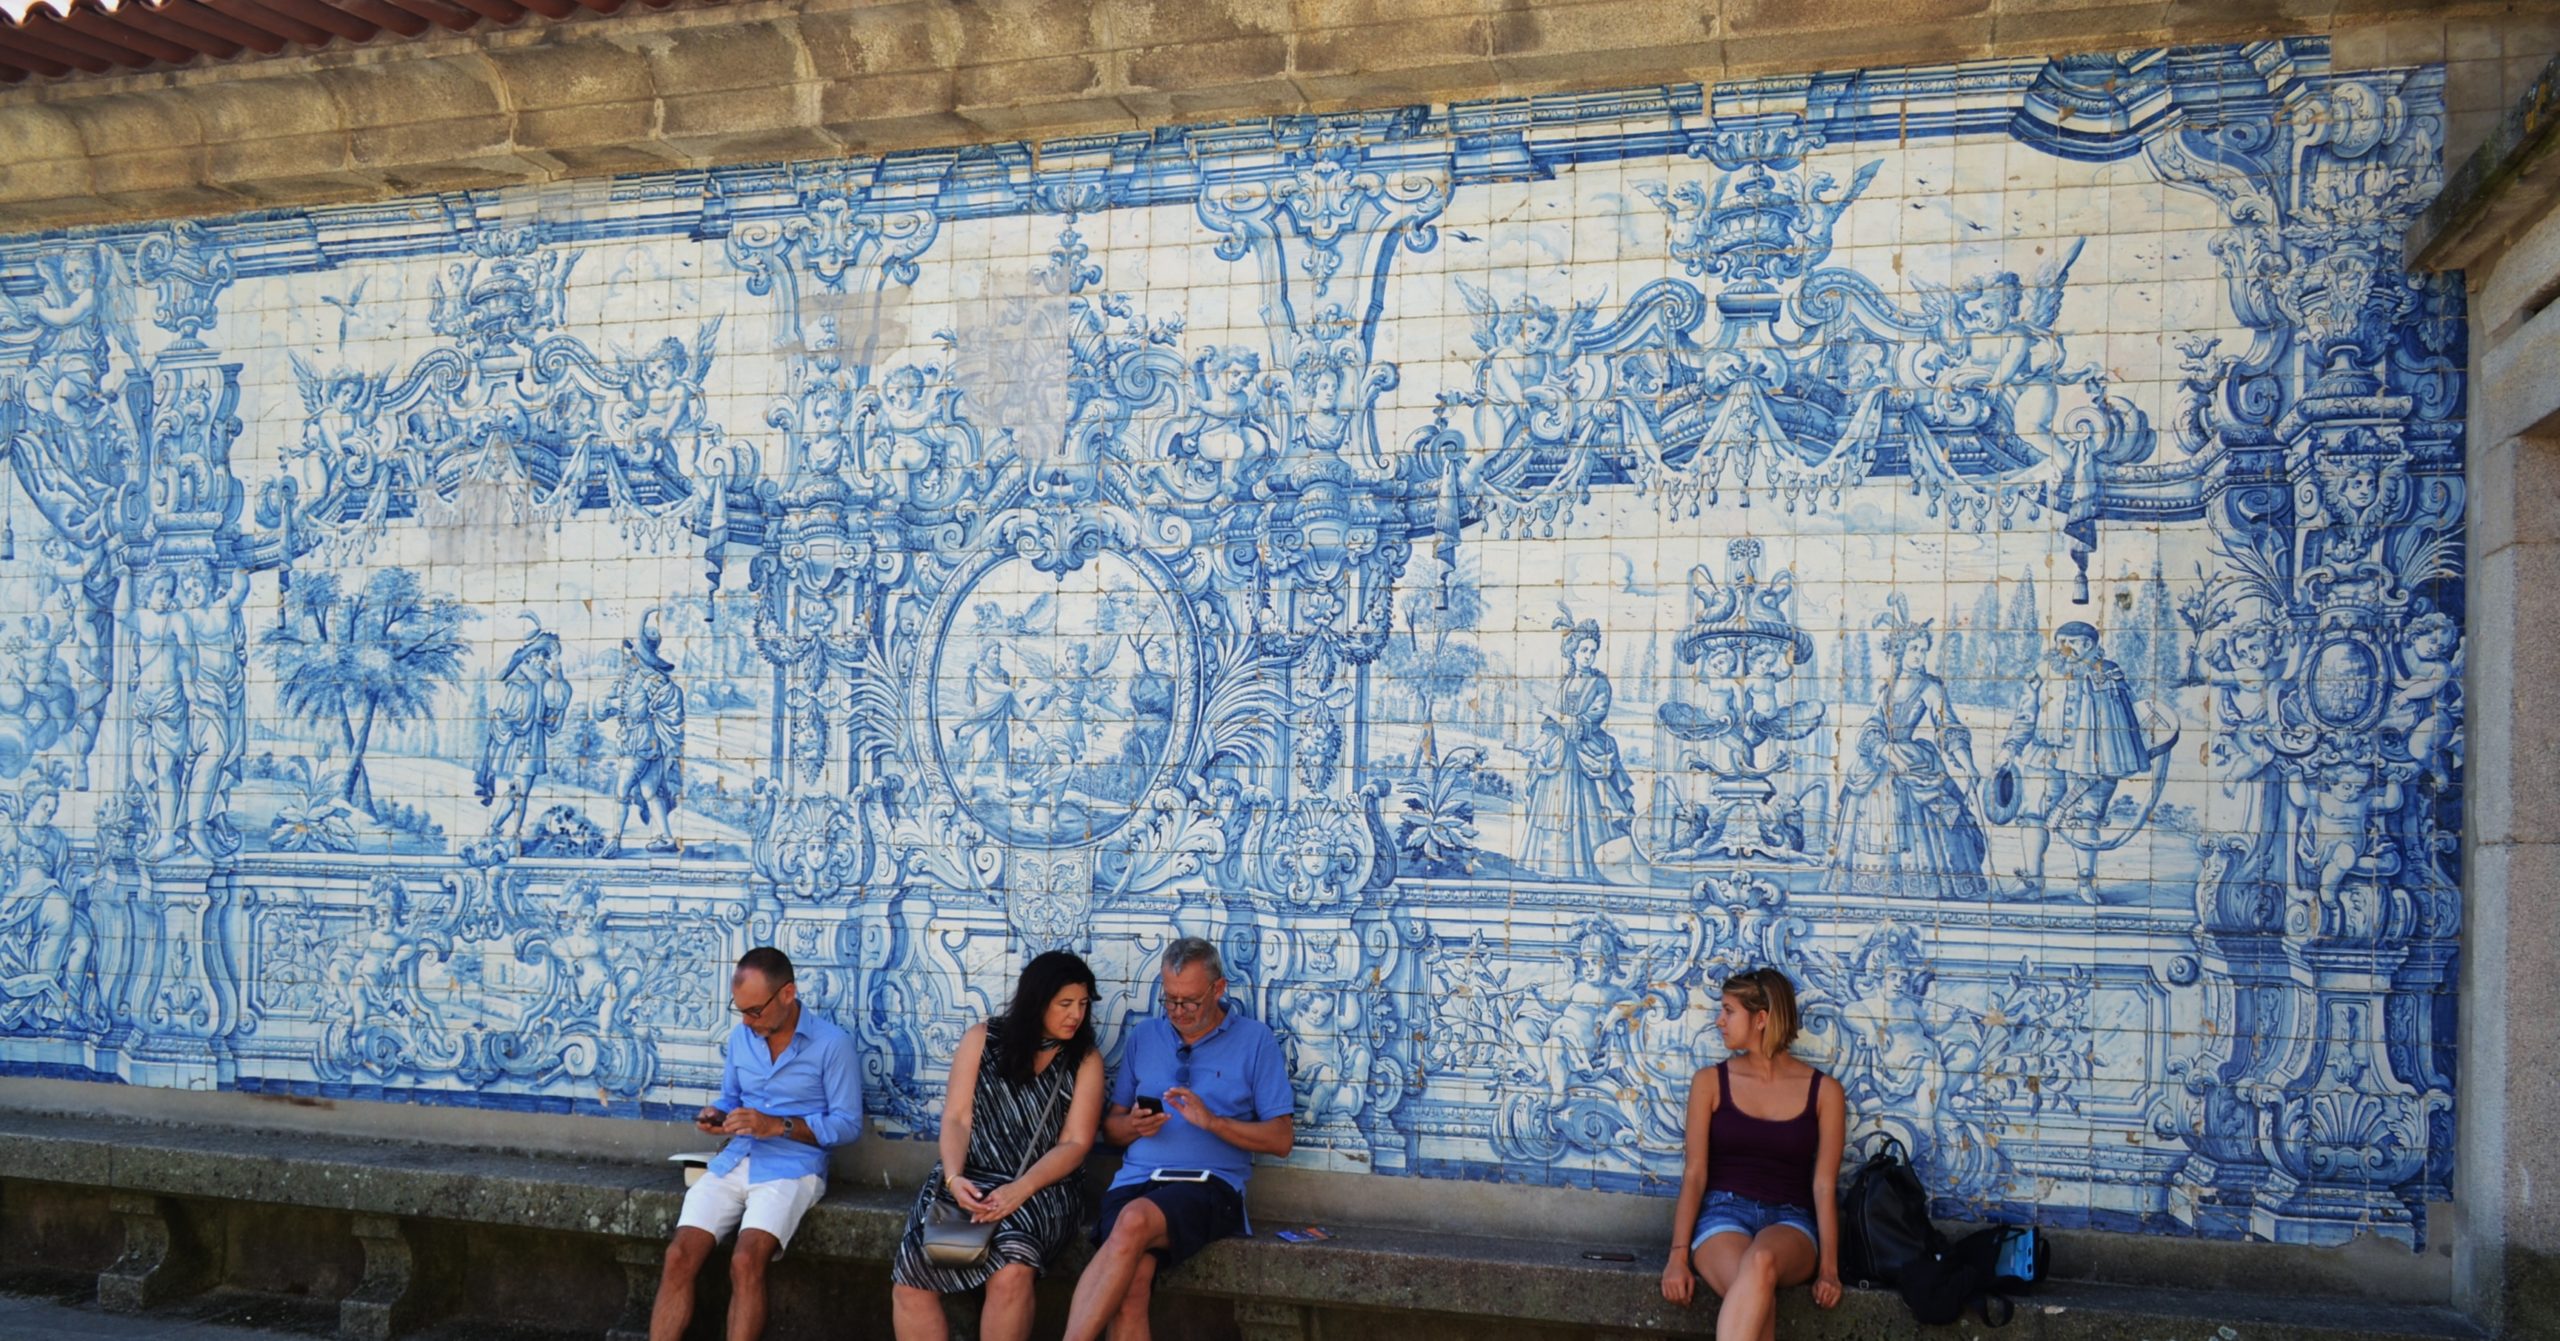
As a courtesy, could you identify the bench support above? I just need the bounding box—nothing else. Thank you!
[98,1191,213,1312]
[341,1213,445,1341]
[1234,1298,1315,1341]
[608,1237,666,1341]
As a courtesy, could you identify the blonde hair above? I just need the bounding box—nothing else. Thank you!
[1721,967,1800,1056]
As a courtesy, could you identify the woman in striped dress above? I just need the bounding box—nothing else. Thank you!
[891,951,1105,1341]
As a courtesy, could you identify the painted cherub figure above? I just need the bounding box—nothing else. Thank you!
[857,363,974,482]
[1456,283,1603,464]
[19,351,137,487]
[2387,611,2462,787]
[1277,982,1370,1125]
[1508,920,1645,1101]
[2288,758,2405,908]
[6,243,139,378]
[287,358,390,500]
[1174,345,1278,488]
[614,319,723,476]
[0,776,95,1023]
[1917,238,2097,465]
[331,876,425,1040]
[782,379,865,509]
[553,881,638,1037]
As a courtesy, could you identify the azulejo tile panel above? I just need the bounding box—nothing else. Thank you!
[0,37,2462,1246]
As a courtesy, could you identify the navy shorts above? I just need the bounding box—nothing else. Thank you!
[1093,1176,1246,1269]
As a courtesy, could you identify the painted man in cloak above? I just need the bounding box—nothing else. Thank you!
[597,610,685,855]
[476,624,571,845]
[1997,620,2149,900]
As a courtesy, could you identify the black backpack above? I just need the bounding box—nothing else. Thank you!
[1837,1135,1940,1287]
[1896,1225,2047,1327]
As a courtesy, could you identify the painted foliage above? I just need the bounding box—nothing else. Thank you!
[0,39,2463,1245]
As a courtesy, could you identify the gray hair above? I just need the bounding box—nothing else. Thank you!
[1161,936,1225,982]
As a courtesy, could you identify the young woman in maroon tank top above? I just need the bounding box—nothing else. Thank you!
[1660,968,1845,1339]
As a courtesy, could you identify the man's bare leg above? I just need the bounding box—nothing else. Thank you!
[649,1227,716,1341]
[727,1229,779,1341]
[1064,1198,1167,1341]
[1109,1255,1158,1341]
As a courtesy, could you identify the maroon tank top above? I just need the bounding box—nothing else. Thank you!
[1704,1061,1822,1208]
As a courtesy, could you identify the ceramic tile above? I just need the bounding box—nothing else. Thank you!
[0,41,2467,1249]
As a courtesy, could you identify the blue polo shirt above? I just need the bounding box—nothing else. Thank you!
[709,1008,863,1185]
[1109,1003,1294,1194]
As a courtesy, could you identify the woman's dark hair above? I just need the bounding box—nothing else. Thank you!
[993,951,1100,1086]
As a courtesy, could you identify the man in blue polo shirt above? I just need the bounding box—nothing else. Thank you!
[651,947,861,1341]
[1064,937,1295,1341]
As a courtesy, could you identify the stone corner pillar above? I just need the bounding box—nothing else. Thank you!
[2411,50,2560,1338]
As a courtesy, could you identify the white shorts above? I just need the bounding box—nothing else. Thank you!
[676,1160,825,1253]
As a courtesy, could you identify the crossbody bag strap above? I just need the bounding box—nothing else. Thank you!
[1011,1061,1072,1182]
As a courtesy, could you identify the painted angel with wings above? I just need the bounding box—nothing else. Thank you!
[1913,237,2101,467]
[991,638,1125,802]
[1454,279,1605,462]
[287,353,393,502]
[613,316,724,477]
[5,243,142,380]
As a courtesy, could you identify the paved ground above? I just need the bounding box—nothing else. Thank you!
[0,1291,330,1339]
[0,1289,584,1341]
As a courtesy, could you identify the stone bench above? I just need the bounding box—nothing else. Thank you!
[0,1113,2483,1340]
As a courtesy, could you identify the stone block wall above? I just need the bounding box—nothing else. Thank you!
[2409,50,2560,1328]
[0,34,2468,1252]
[1,0,2554,229]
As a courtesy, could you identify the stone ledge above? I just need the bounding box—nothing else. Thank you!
[0,1115,2491,1339]
[1,0,2555,232]
[2410,52,2560,286]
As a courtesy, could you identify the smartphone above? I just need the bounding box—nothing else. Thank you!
[1133,1095,1164,1115]
[1276,1227,1332,1243]
[1581,1250,1636,1262]
[697,1106,728,1127]
[1148,1168,1216,1183]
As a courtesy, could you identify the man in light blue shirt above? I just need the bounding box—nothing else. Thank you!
[1065,937,1295,1341]
[651,947,861,1341]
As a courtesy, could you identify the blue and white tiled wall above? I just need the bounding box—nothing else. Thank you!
[0,37,2464,1247]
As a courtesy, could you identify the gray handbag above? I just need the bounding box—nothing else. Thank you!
[918,1067,1069,1270]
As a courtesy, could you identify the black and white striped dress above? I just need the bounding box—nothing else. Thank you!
[890,1022,1085,1291]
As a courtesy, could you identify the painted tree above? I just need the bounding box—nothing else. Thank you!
[2107,567,2151,702]
[1380,560,1488,746]
[1840,628,1874,705]
[2137,561,2181,699]
[260,566,475,814]
[1966,584,2005,704]
[2000,569,2043,685]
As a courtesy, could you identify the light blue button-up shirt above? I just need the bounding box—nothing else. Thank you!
[708,1008,862,1185]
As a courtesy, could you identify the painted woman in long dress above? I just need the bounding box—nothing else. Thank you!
[1831,596,1990,897]
[1517,615,1637,880]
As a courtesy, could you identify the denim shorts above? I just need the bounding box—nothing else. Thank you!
[1691,1189,1817,1249]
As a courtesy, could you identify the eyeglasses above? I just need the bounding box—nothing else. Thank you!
[1175,1042,1193,1089]
[1162,990,1214,1013]
[737,986,785,1021]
